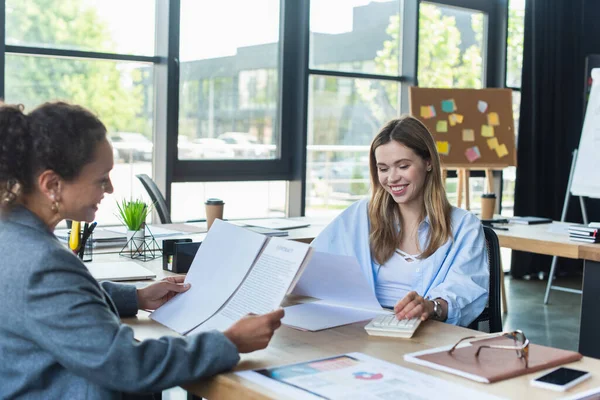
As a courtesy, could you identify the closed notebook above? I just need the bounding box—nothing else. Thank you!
[405,336,582,383]
[510,216,553,225]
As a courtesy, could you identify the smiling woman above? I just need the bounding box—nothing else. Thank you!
[0,101,284,398]
[311,116,489,327]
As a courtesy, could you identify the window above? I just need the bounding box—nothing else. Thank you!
[418,2,486,89]
[171,181,287,222]
[6,0,155,56]
[178,0,281,161]
[4,0,157,225]
[306,1,407,217]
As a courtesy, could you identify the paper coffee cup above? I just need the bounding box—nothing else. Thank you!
[205,198,224,230]
[481,193,496,220]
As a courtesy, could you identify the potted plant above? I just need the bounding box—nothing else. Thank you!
[116,198,152,254]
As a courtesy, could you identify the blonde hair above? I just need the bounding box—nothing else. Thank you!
[368,116,452,264]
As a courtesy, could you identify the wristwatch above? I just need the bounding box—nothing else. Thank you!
[432,299,443,320]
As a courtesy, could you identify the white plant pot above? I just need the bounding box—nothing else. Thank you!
[127,226,145,255]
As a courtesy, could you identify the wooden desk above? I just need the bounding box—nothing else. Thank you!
[493,223,600,359]
[125,311,600,399]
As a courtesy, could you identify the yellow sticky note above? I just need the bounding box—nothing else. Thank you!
[436,141,450,155]
[488,112,500,126]
[487,137,499,150]
[420,106,429,118]
[481,125,494,137]
[436,120,448,133]
[455,114,464,123]
[462,129,475,142]
[448,114,457,127]
[496,144,508,158]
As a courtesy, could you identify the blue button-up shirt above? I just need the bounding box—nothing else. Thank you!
[310,198,489,326]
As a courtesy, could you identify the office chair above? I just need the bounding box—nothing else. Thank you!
[135,174,172,224]
[468,226,503,333]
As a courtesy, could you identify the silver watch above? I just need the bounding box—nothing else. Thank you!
[432,299,443,320]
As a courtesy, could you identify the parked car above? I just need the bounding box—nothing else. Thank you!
[178,136,235,160]
[217,132,269,158]
[110,132,153,162]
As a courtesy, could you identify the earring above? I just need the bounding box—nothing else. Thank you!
[50,193,59,213]
[427,167,432,172]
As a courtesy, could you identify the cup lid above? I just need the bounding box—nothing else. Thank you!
[205,198,224,205]
[481,193,497,198]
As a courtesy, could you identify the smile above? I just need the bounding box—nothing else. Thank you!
[389,184,409,196]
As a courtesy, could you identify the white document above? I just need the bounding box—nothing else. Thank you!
[86,261,156,281]
[150,219,267,334]
[283,252,387,331]
[237,352,504,400]
[189,237,313,334]
[283,302,384,331]
[241,218,310,230]
[151,220,313,335]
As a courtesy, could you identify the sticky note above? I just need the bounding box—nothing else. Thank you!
[478,100,488,113]
[465,146,481,163]
[448,113,465,126]
[481,125,494,137]
[487,137,499,150]
[436,120,448,133]
[420,105,436,119]
[496,144,509,158]
[441,99,456,113]
[436,141,450,155]
[488,112,500,126]
[462,129,475,142]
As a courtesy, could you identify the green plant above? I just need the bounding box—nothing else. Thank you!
[116,198,152,231]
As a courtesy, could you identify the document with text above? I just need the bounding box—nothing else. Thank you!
[151,219,313,335]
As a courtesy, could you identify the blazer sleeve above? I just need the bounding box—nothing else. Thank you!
[426,213,489,326]
[100,281,138,317]
[23,248,240,393]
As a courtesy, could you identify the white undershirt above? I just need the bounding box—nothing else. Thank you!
[374,249,421,308]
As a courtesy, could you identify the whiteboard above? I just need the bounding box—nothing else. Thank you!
[571,68,600,198]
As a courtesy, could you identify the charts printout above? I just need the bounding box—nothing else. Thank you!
[237,352,504,400]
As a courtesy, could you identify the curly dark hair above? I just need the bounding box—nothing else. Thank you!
[0,101,107,209]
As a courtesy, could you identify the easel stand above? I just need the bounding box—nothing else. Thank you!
[442,168,496,210]
[442,167,508,314]
[544,149,588,304]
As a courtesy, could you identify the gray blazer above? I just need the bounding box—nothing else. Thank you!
[0,207,240,399]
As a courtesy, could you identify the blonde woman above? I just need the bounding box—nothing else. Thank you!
[311,116,488,326]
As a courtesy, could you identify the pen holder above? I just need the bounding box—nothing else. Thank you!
[68,230,93,262]
[81,232,93,262]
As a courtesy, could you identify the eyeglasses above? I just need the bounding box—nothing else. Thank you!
[448,330,530,368]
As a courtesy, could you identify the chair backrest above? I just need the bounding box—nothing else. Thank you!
[135,174,172,224]
[468,226,502,333]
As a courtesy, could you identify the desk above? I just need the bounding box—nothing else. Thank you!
[492,223,600,359]
[125,310,600,399]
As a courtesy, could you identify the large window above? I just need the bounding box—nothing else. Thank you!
[306,0,405,217]
[4,0,157,225]
[178,0,280,161]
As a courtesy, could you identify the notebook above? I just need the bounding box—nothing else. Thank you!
[510,216,553,225]
[86,261,157,282]
[404,335,582,383]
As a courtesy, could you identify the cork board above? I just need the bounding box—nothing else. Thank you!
[409,87,516,168]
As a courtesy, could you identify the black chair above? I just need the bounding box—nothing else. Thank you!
[468,226,503,333]
[135,174,172,224]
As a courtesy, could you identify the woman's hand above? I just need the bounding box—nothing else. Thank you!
[137,275,190,310]
[394,291,434,321]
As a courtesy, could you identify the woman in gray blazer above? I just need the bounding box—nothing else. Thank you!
[0,102,284,399]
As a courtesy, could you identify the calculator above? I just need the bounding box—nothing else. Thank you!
[364,314,422,338]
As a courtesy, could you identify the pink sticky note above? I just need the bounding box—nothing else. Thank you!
[465,146,481,163]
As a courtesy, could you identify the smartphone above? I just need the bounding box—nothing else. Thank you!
[530,367,591,391]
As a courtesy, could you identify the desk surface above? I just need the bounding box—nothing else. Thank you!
[125,311,600,399]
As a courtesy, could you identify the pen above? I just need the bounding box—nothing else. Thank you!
[69,221,81,252]
[492,226,509,231]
